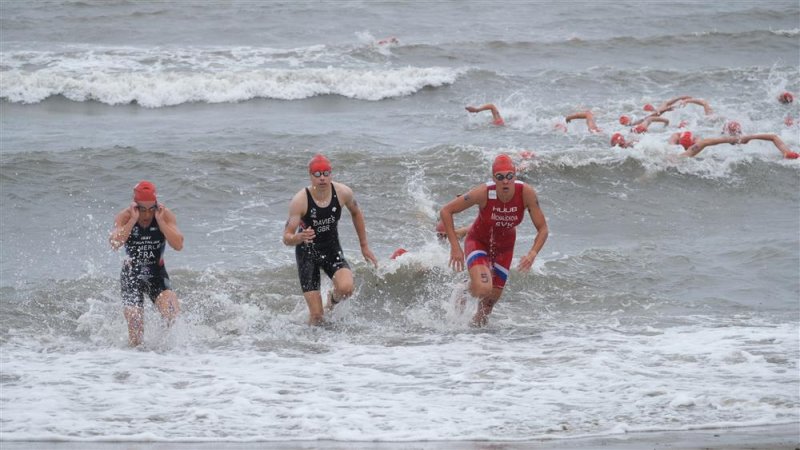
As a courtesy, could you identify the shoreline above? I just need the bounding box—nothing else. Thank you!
[3,423,798,450]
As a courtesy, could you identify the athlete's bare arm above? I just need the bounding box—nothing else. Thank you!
[283,189,313,246]
[465,104,504,125]
[337,182,378,267]
[681,136,741,157]
[440,184,487,272]
[565,110,600,132]
[109,204,138,250]
[680,98,713,115]
[154,206,184,251]
[517,184,549,272]
[738,134,799,158]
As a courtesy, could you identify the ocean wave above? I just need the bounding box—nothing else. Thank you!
[0,66,462,106]
[464,27,800,49]
[0,43,359,71]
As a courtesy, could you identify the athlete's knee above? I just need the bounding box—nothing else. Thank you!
[335,283,354,299]
[467,268,492,298]
[332,269,354,298]
[156,290,180,318]
[469,281,492,300]
[124,305,144,323]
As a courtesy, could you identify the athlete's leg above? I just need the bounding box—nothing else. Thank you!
[471,287,503,327]
[155,289,180,325]
[124,305,144,347]
[470,249,512,327]
[329,267,354,310]
[121,267,145,346]
[296,246,324,324]
[303,291,325,325]
[467,263,493,302]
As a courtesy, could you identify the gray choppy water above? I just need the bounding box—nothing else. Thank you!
[1,0,798,444]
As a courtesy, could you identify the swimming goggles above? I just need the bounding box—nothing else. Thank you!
[136,203,158,212]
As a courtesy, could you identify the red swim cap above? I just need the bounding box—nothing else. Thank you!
[390,248,408,260]
[610,133,626,147]
[619,115,631,125]
[492,154,515,173]
[308,154,332,173]
[633,124,647,134]
[679,131,695,150]
[778,91,794,104]
[133,180,157,202]
[643,103,655,112]
[722,121,742,136]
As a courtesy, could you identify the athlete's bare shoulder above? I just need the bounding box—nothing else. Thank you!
[113,206,132,225]
[521,183,541,207]
[288,188,309,214]
[332,181,354,200]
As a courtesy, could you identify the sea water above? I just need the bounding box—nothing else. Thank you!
[1,0,798,444]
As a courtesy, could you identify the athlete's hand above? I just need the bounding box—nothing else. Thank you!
[128,202,140,223]
[361,246,378,268]
[517,250,537,273]
[154,203,167,223]
[449,245,465,272]
[295,226,315,244]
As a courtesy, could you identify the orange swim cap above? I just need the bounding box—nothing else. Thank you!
[133,180,157,202]
[610,133,626,147]
[679,131,695,150]
[778,91,794,104]
[390,248,408,260]
[643,104,655,112]
[308,154,332,173]
[619,115,631,125]
[492,154,515,173]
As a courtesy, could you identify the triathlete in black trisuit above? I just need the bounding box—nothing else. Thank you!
[295,183,350,293]
[283,154,378,325]
[110,181,184,347]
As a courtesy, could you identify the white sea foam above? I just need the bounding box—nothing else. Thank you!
[1,316,796,441]
[0,66,462,106]
[0,45,462,106]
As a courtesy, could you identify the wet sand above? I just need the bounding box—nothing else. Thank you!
[3,423,798,450]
